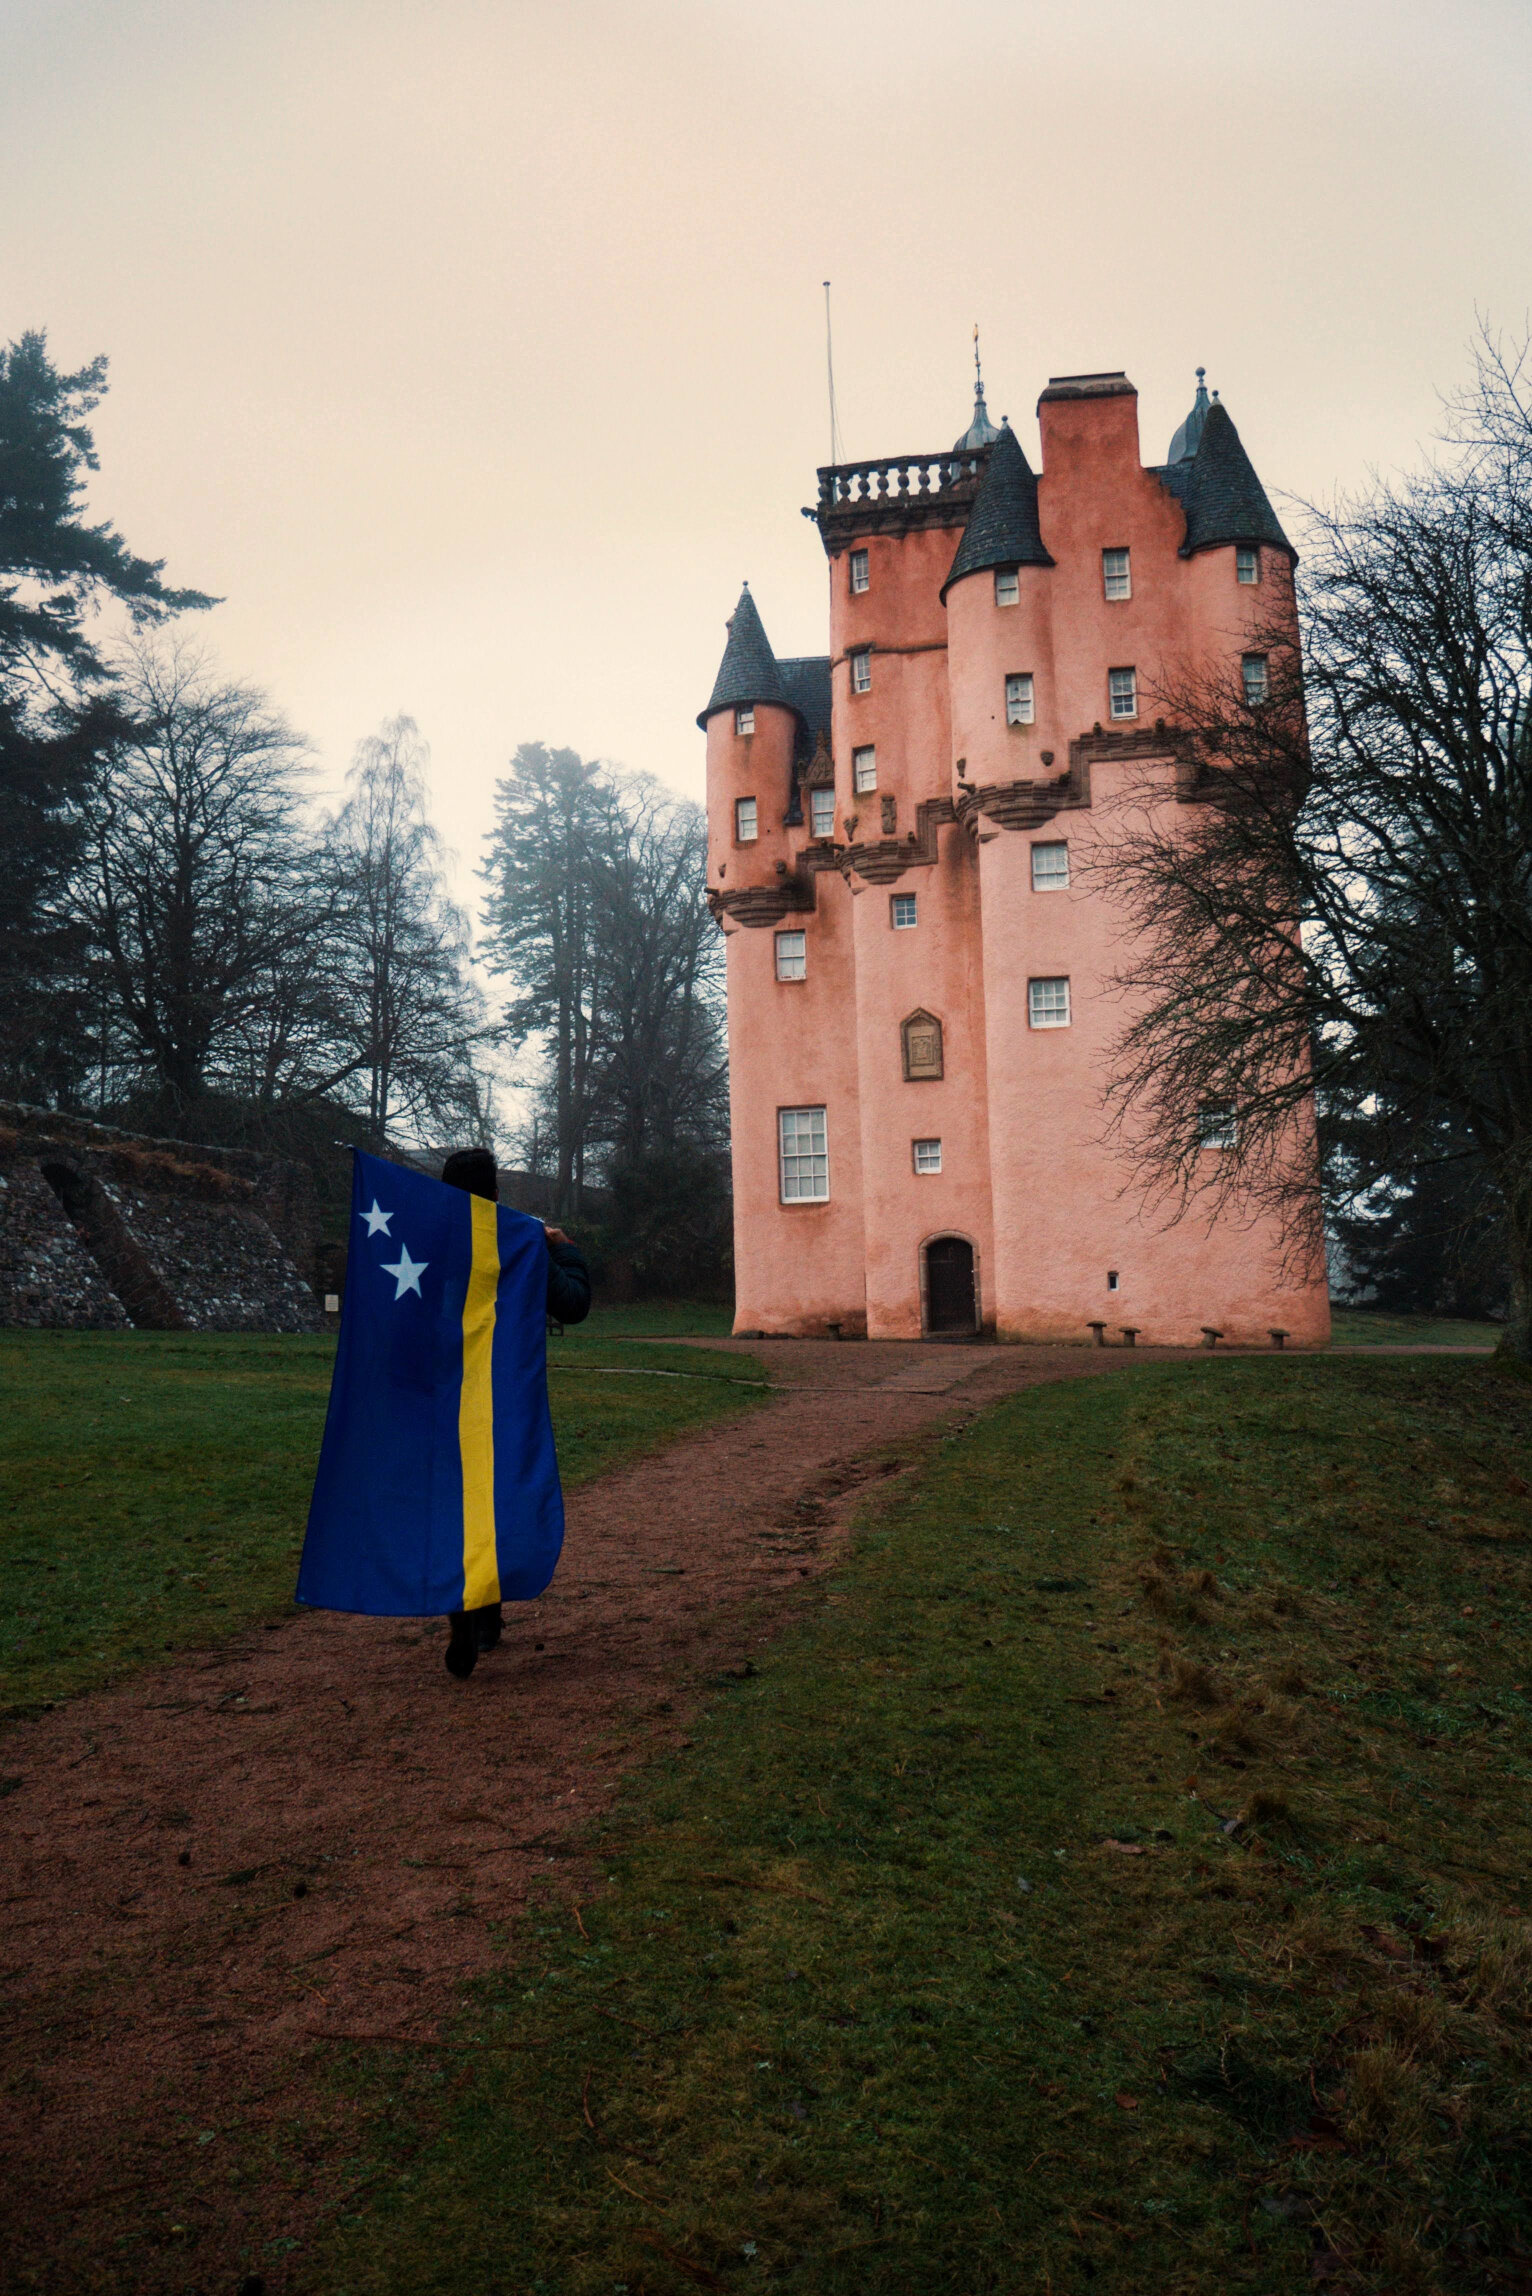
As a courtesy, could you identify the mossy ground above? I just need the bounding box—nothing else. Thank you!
[1328,1309,1501,1349]
[0,1323,763,1716]
[307,1357,1532,2296]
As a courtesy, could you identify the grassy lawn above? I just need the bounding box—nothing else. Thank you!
[0,1328,763,1718]
[1329,1308,1503,1350]
[566,1300,736,1341]
[311,1356,1532,2296]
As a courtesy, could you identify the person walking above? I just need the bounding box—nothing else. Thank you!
[438,1147,591,1678]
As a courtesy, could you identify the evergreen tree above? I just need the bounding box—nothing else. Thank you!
[0,331,212,1101]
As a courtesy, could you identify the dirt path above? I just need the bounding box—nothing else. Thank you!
[0,1341,1168,2293]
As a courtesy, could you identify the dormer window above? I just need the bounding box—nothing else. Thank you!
[1005,672,1035,726]
[853,745,877,794]
[850,549,870,594]
[735,705,755,736]
[1103,548,1131,601]
[1236,547,1260,585]
[851,649,872,694]
[809,786,836,839]
[735,797,758,842]
[994,567,1020,607]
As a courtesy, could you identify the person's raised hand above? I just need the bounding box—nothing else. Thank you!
[543,1224,571,1247]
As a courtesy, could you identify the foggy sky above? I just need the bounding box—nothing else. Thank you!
[3,0,1529,916]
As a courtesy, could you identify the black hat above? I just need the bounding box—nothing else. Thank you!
[440,1147,498,1201]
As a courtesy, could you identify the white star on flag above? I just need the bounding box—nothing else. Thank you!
[380,1245,427,1299]
[361,1199,393,1236]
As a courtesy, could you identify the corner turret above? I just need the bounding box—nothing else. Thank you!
[697,584,788,729]
[940,423,1053,601]
[1157,387,1294,562]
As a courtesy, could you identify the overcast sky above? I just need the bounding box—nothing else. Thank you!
[4,0,1529,919]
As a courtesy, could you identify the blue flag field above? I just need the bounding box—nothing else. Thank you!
[298,1151,563,1616]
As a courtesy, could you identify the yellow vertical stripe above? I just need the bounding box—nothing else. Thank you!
[459,1194,501,1608]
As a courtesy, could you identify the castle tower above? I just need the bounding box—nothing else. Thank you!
[700,363,1328,1349]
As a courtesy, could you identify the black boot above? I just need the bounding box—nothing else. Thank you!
[444,1611,478,1678]
[473,1604,504,1652]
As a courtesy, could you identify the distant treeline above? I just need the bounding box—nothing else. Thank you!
[0,331,727,1289]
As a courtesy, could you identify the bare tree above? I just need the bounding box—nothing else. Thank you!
[1097,332,1532,1357]
[78,640,324,1117]
[324,715,489,1146]
[583,772,727,1164]
[481,745,726,1216]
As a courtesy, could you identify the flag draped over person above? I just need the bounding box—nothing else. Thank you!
[298,1150,564,1616]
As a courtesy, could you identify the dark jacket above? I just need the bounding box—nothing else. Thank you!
[546,1235,592,1326]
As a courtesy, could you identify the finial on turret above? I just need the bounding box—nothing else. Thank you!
[953,326,1001,453]
[1167,366,1215,463]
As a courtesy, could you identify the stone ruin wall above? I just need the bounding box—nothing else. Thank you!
[0,1104,321,1334]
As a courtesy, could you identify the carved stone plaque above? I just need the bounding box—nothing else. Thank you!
[901,1008,943,1081]
[881,794,897,834]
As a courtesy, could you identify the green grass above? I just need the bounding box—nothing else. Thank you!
[309,1357,1532,2296]
[1329,1308,1502,1349]
[562,1300,737,1341]
[0,1329,763,1718]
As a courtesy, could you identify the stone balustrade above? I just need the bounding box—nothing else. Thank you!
[809,447,990,541]
[815,450,987,512]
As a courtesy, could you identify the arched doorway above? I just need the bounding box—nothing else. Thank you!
[922,1234,977,1337]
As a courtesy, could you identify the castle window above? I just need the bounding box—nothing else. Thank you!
[850,549,870,593]
[779,1106,828,1201]
[1107,1269,1120,1291]
[851,649,872,694]
[1242,652,1270,706]
[891,893,918,929]
[735,796,758,842]
[853,745,877,794]
[775,930,806,982]
[809,786,836,839]
[1031,841,1069,890]
[1197,1105,1238,1150]
[735,704,755,736]
[1108,666,1137,719]
[1028,976,1071,1029]
[1103,548,1131,601]
[1236,547,1260,585]
[994,567,1020,607]
[913,1138,943,1174]
[1005,672,1035,725]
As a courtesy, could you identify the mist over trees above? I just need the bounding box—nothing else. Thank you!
[1099,329,1532,1356]
[481,742,728,1277]
[0,330,728,1291]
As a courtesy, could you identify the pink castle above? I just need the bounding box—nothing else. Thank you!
[700,365,1330,1348]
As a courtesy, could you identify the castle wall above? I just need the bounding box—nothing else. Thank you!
[705,372,1331,1349]
[845,822,993,1338]
[0,1106,322,1333]
[724,873,868,1336]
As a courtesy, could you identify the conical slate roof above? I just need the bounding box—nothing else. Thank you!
[1156,399,1293,560]
[1166,368,1211,463]
[940,423,1054,601]
[697,584,790,728]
